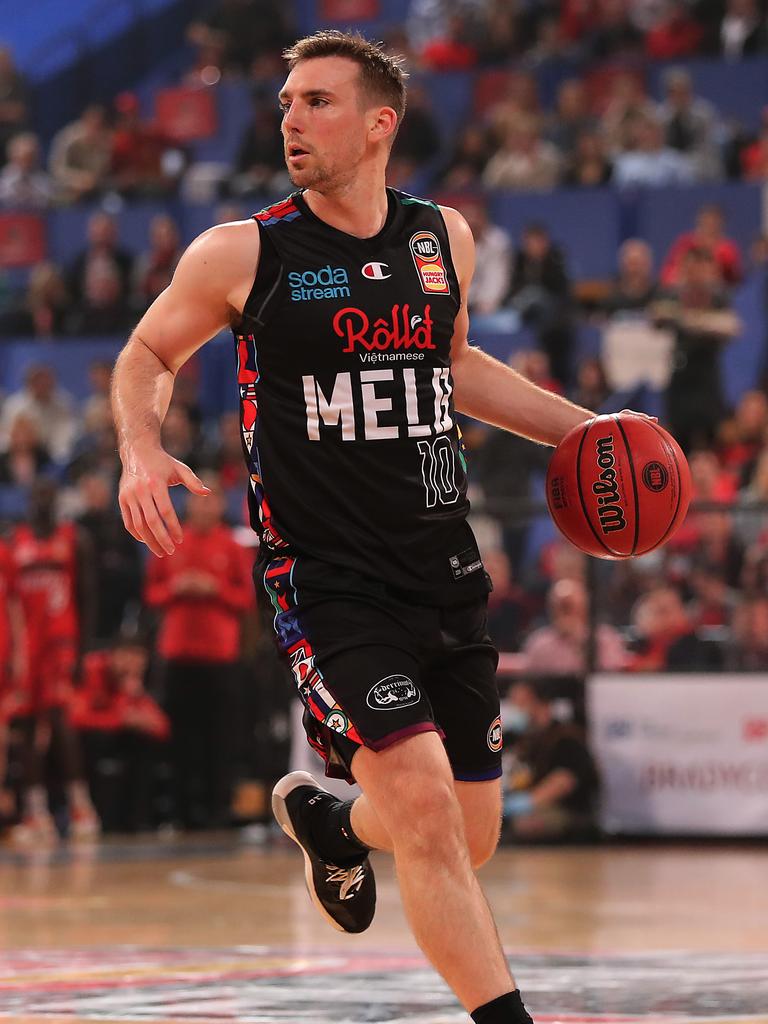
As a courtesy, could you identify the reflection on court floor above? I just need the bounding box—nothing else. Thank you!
[0,946,766,1023]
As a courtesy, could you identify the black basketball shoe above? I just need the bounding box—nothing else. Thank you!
[272,771,376,934]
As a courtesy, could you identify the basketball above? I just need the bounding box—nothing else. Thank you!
[546,413,692,559]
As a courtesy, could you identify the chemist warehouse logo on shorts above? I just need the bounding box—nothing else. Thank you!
[366,675,421,710]
[409,231,450,295]
[289,265,350,302]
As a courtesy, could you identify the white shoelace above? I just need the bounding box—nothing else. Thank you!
[326,863,366,900]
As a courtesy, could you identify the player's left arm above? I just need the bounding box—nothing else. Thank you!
[442,206,594,447]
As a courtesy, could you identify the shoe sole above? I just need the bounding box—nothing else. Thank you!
[271,771,346,933]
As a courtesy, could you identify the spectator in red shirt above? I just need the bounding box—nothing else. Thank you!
[420,13,479,70]
[645,1,703,60]
[661,204,743,287]
[110,92,181,197]
[144,472,253,829]
[72,636,169,833]
[627,585,722,671]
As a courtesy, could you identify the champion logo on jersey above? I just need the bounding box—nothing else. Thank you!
[409,230,450,295]
[361,261,391,280]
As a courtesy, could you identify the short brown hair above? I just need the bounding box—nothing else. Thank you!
[283,30,407,123]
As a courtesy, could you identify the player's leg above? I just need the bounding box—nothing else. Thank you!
[349,776,502,869]
[12,711,57,843]
[350,733,529,1021]
[49,704,100,839]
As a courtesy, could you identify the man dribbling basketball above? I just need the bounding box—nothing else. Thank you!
[112,31,606,1023]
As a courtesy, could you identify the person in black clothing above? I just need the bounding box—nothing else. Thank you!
[68,212,134,310]
[508,222,573,387]
[75,472,143,644]
[652,246,740,451]
[502,679,600,841]
[111,30,648,1024]
[227,89,288,198]
[603,238,659,315]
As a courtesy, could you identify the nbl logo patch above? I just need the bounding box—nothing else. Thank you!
[409,231,450,295]
[487,716,502,752]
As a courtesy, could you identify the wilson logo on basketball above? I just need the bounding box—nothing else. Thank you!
[333,303,435,353]
[593,435,627,535]
[642,461,669,493]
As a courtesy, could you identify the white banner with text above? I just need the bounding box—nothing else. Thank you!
[588,675,768,834]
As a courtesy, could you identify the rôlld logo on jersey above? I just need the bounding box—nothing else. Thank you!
[409,230,450,295]
[333,303,435,353]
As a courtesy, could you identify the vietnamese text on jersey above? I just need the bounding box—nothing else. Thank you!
[234,188,488,605]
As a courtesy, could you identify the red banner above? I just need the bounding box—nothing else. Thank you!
[155,86,218,142]
[320,0,379,20]
[0,213,46,268]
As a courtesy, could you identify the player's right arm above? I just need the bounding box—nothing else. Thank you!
[112,221,260,557]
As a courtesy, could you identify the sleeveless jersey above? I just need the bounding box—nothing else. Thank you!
[235,188,488,605]
[10,522,80,641]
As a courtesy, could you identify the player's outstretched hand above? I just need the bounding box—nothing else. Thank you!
[118,447,210,557]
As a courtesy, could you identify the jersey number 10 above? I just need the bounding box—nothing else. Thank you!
[417,436,460,508]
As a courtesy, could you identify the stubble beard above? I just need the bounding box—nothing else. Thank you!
[286,153,355,194]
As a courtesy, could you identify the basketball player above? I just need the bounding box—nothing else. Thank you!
[8,479,100,842]
[112,32,599,1023]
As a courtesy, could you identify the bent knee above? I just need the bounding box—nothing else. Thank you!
[387,781,466,852]
[467,824,500,869]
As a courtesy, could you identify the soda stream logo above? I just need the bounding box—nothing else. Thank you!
[333,303,435,353]
[288,265,350,301]
[593,435,627,534]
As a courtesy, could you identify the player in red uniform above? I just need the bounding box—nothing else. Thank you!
[7,479,100,843]
[0,537,25,822]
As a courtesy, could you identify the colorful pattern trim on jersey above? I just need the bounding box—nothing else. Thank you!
[235,332,288,549]
[253,196,301,227]
[263,555,362,746]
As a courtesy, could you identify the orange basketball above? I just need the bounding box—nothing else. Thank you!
[545,412,692,559]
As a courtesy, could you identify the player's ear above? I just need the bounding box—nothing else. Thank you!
[369,106,398,145]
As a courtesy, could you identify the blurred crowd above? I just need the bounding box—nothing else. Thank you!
[3,0,768,843]
[5,1,768,213]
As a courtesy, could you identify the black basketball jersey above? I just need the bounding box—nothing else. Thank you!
[234,187,488,605]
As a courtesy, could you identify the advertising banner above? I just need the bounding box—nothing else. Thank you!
[589,675,768,834]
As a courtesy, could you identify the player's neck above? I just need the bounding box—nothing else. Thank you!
[302,178,389,239]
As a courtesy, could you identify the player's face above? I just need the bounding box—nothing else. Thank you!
[279,57,372,191]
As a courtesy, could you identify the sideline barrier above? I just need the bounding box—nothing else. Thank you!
[589,674,768,835]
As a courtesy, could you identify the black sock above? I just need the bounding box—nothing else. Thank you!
[307,796,370,865]
[471,990,534,1024]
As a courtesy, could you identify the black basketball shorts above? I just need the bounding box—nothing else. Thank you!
[260,554,502,784]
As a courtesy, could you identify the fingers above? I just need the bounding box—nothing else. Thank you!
[132,502,170,558]
[173,460,211,496]
[150,481,184,546]
[134,482,177,556]
[119,496,143,544]
[619,409,659,424]
[120,483,178,557]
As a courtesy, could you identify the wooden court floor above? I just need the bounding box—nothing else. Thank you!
[0,834,765,1023]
